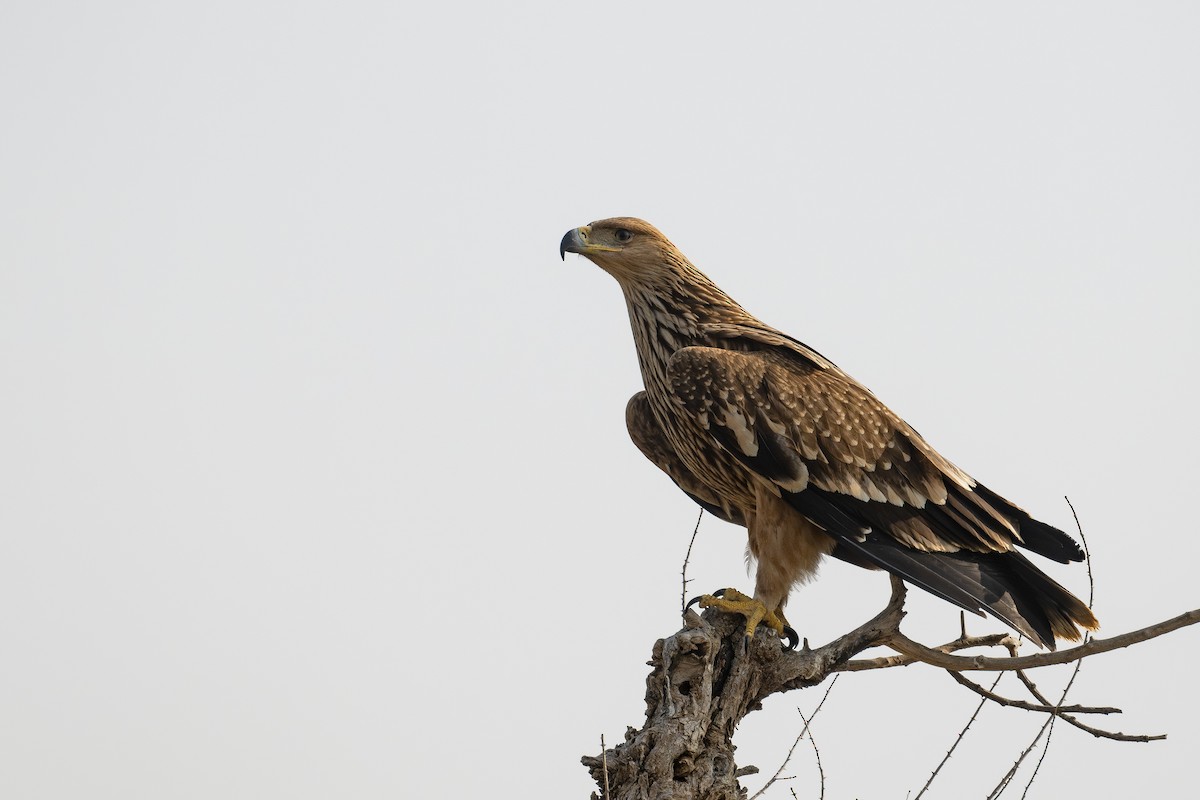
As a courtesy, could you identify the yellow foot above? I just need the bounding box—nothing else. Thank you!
[686,588,798,648]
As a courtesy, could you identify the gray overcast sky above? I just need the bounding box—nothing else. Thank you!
[2,2,1198,798]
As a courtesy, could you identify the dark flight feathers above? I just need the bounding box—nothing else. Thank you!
[665,332,1096,649]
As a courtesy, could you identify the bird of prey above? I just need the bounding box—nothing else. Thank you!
[561,217,1098,650]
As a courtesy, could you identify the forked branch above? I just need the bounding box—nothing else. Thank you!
[584,576,1196,798]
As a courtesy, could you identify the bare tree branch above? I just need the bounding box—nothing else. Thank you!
[1007,495,1101,796]
[583,572,1192,798]
[1020,715,1057,800]
[915,672,1004,799]
[796,707,826,800]
[680,510,703,614]
[884,608,1200,671]
[749,676,838,800]
[986,711,1051,800]
[1065,495,1095,608]
[945,671,1120,716]
[841,632,1014,673]
[600,734,610,799]
[1012,668,1166,744]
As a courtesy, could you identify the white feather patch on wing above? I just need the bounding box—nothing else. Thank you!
[774,460,809,493]
[719,406,758,457]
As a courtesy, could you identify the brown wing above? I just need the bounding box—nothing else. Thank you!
[666,344,1040,554]
[665,343,1094,647]
[626,392,746,527]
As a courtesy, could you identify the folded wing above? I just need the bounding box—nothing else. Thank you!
[664,338,1096,648]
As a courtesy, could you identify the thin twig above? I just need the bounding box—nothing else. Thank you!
[986,647,1090,800]
[914,672,1005,799]
[1015,669,1165,742]
[681,509,703,613]
[750,675,839,799]
[1015,498,1096,797]
[1040,710,1164,742]
[841,633,1014,673]
[1020,719,1056,800]
[946,671,1119,715]
[986,714,1051,799]
[1012,507,1167,741]
[1065,495,1095,607]
[798,706,826,800]
[600,734,610,799]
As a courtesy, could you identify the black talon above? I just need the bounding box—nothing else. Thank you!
[684,588,730,613]
[783,626,800,651]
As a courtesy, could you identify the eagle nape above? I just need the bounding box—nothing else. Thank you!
[686,588,801,650]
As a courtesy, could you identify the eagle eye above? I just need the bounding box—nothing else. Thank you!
[614,228,633,243]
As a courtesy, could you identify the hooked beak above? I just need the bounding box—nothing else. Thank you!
[559,226,619,261]
[559,228,584,260]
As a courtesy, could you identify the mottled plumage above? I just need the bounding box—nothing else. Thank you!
[562,217,1098,649]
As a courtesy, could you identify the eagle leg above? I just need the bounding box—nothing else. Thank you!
[686,588,796,648]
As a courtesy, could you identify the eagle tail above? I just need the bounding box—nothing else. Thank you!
[831,539,1097,650]
[783,484,1097,648]
[971,482,1086,564]
[1004,550,1099,642]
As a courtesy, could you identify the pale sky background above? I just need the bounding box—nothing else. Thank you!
[2,2,1198,798]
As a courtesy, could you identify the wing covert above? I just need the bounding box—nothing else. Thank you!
[626,391,745,526]
[666,345,1018,555]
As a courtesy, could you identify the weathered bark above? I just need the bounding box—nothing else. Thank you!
[582,589,906,799]
[583,574,1200,798]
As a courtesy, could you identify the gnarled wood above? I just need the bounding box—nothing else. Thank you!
[582,577,1200,798]
[582,581,907,799]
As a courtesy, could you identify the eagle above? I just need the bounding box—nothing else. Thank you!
[561,217,1098,650]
